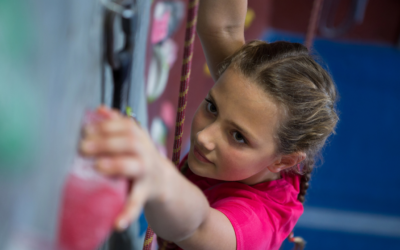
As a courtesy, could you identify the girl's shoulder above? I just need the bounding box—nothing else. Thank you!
[178,153,301,200]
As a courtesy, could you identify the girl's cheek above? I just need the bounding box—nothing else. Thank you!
[219,146,244,178]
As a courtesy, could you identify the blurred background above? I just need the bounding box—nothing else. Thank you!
[0,0,399,249]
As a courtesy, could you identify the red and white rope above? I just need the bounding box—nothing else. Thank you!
[142,1,199,249]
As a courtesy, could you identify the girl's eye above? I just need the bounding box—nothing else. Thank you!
[232,131,246,144]
[205,99,217,114]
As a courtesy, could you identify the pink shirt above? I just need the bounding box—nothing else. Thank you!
[182,154,303,250]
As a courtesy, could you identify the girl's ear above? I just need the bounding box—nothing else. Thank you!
[268,152,306,173]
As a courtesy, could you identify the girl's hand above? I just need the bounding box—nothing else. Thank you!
[80,108,234,249]
[197,0,246,81]
[80,106,168,230]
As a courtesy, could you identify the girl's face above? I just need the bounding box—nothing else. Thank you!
[188,68,283,184]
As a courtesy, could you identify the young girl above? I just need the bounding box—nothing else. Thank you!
[80,0,338,249]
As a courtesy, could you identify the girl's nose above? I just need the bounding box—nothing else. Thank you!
[196,124,217,152]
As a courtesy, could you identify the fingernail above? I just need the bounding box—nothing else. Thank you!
[98,158,111,170]
[81,141,96,153]
[117,219,129,230]
[85,125,96,135]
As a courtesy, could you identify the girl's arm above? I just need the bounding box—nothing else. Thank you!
[144,157,236,250]
[197,0,247,81]
[81,108,236,250]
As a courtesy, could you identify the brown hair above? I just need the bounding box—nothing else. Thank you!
[219,40,339,203]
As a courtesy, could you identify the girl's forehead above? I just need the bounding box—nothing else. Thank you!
[211,69,281,145]
[213,68,279,112]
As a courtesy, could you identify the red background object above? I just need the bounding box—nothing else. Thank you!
[271,0,400,45]
[147,0,400,159]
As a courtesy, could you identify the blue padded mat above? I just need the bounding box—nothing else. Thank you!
[263,30,400,216]
[263,30,400,249]
[280,228,400,250]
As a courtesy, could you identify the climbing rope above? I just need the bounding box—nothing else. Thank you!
[305,0,324,50]
[142,1,199,249]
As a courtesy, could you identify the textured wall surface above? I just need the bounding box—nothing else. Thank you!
[0,0,148,249]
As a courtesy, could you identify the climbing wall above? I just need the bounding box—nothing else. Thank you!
[3,0,397,250]
[0,0,150,249]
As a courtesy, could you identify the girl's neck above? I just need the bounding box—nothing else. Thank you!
[240,171,282,186]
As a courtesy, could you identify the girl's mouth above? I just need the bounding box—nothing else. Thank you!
[193,145,213,164]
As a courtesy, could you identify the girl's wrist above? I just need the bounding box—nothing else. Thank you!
[147,156,178,205]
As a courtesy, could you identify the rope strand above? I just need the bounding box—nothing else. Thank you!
[142,1,199,249]
[305,0,324,50]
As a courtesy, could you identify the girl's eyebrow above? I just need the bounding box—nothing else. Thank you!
[226,120,256,142]
[208,91,256,142]
[207,91,216,102]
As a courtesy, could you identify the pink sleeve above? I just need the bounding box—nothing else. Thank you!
[206,180,302,250]
[207,181,282,250]
[212,197,273,250]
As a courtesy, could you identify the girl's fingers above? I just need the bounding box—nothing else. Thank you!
[96,106,121,119]
[84,117,137,137]
[95,157,144,178]
[80,134,140,156]
[115,181,148,231]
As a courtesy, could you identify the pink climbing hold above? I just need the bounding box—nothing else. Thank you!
[160,101,175,129]
[57,111,127,250]
[151,7,171,44]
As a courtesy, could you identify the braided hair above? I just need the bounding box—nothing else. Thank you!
[219,40,339,203]
[218,40,338,250]
[218,40,339,249]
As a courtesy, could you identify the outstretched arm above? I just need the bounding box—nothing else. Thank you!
[81,107,236,250]
[144,158,236,250]
[197,0,247,81]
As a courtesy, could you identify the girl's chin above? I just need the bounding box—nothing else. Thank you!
[187,154,203,175]
[187,154,216,179]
